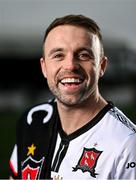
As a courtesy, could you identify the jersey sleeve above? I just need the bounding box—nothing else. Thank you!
[9,145,18,178]
[114,133,136,179]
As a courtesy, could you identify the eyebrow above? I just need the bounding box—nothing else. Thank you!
[48,48,64,57]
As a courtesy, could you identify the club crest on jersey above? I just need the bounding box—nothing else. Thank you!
[73,147,102,178]
[21,156,44,179]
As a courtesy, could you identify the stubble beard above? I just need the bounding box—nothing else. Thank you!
[48,81,94,107]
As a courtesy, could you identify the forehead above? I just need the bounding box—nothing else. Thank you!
[45,25,93,41]
[47,24,89,35]
[44,25,100,52]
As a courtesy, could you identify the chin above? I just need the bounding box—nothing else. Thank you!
[57,96,84,107]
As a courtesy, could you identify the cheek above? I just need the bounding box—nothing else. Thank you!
[85,63,96,76]
[46,67,57,83]
[46,71,53,80]
[86,66,99,82]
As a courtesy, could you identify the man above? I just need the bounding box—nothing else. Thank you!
[9,14,136,179]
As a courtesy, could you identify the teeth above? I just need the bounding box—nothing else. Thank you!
[61,78,81,83]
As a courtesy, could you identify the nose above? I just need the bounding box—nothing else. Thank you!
[63,54,78,71]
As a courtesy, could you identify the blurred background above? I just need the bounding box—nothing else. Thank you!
[0,0,136,177]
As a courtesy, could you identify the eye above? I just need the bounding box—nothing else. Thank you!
[78,52,91,61]
[52,52,64,61]
[77,49,95,61]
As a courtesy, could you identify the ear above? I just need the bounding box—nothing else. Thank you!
[40,57,47,78]
[99,56,108,78]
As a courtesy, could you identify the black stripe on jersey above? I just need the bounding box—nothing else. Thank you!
[52,138,69,172]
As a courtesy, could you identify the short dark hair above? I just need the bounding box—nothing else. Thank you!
[43,14,104,57]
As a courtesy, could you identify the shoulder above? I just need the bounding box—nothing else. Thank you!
[108,106,136,134]
[101,103,136,147]
[102,104,136,157]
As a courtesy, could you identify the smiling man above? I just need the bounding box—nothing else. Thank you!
[9,14,136,179]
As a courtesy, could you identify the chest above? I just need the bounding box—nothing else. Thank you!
[51,132,115,179]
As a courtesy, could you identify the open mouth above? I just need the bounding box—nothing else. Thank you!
[60,77,84,86]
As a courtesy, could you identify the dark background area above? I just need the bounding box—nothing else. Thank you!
[0,0,136,178]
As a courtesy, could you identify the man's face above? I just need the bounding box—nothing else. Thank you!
[41,25,107,106]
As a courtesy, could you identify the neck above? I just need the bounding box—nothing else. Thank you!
[57,94,107,135]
